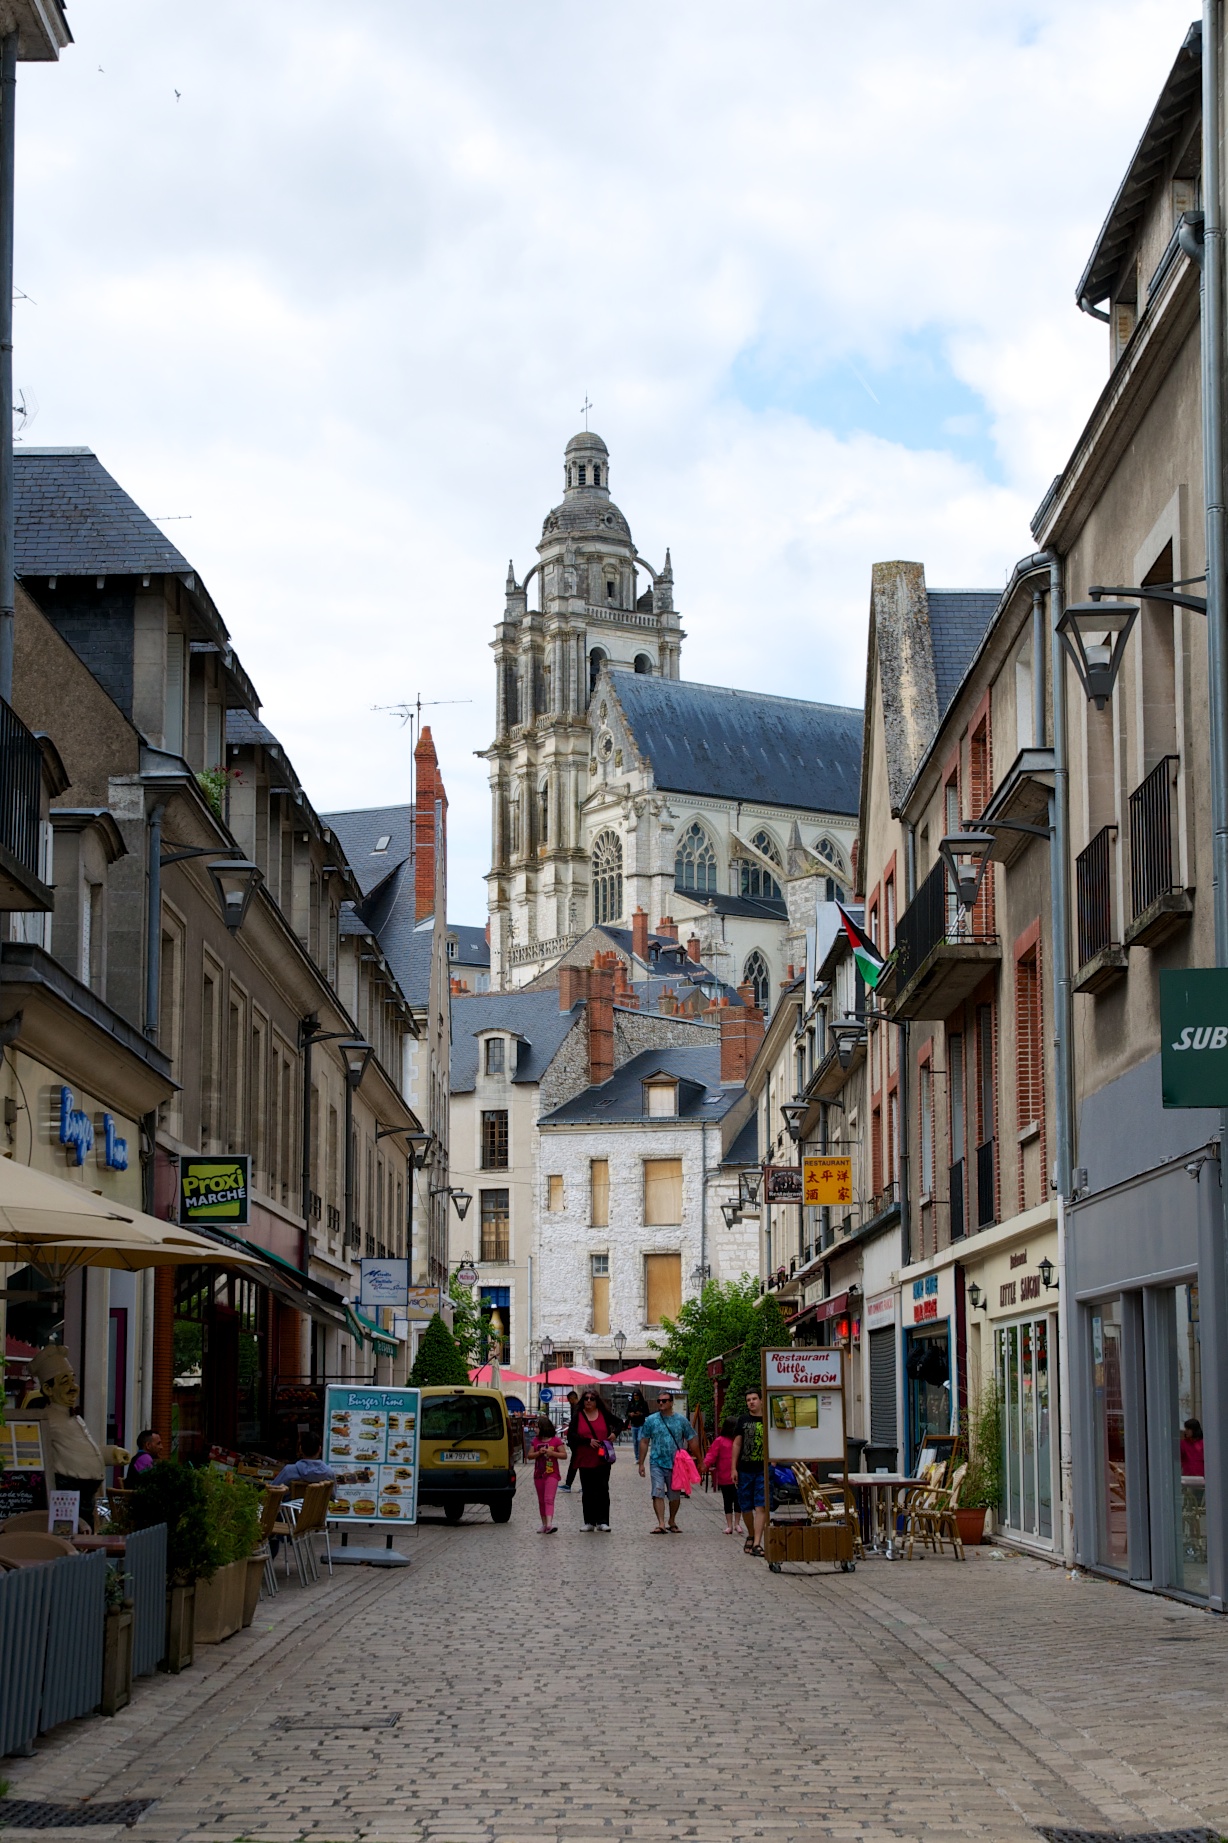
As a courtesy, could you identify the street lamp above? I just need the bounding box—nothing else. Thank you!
[613,1329,627,1360]
[829,1022,867,1070]
[206,858,263,933]
[1057,600,1139,710]
[780,1100,807,1141]
[541,1333,555,1406]
[720,1199,740,1229]
[966,1281,988,1312]
[939,831,995,913]
[340,1039,374,1251]
[449,1189,472,1222]
[739,1167,763,1208]
[1039,1256,1057,1292]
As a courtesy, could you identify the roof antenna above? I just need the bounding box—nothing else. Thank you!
[581,394,592,431]
[12,386,37,438]
[373,695,471,814]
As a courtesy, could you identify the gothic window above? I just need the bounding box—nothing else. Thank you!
[634,653,653,675]
[743,949,771,1010]
[739,829,783,900]
[675,821,718,895]
[592,830,623,924]
[817,836,841,866]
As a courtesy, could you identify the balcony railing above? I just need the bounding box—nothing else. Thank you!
[892,858,999,1020]
[1076,825,1115,966]
[1130,756,1178,918]
[949,1158,965,1240]
[976,1139,995,1228]
[0,697,49,909]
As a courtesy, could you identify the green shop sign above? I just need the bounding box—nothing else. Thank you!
[1160,969,1228,1107]
[179,1154,250,1226]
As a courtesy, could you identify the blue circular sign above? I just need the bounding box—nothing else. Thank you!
[538,1387,554,1403]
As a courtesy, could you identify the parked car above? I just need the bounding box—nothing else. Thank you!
[417,1386,517,1524]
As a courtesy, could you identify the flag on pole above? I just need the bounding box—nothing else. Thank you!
[836,901,887,991]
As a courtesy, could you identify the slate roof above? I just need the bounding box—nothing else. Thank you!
[447,924,490,970]
[15,448,194,579]
[323,804,414,896]
[609,675,862,816]
[928,591,1001,720]
[671,888,788,922]
[539,1045,741,1126]
[723,1113,758,1167]
[450,990,584,1093]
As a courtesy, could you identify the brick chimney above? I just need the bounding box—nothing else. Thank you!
[720,997,766,1084]
[414,725,448,922]
[588,960,615,1086]
[686,933,702,963]
[559,964,589,1012]
[632,906,649,962]
[738,981,755,1007]
[657,916,678,941]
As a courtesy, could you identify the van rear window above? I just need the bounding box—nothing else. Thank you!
[421,1395,505,1442]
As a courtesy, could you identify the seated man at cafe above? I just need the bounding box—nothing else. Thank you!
[270,1433,334,1499]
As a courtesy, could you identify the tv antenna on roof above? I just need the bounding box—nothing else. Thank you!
[581,394,592,430]
[13,387,37,438]
[373,695,472,811]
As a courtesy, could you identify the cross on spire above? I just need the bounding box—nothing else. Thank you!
[581,394,592,430]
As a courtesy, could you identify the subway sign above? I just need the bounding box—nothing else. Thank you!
[179,1155,250,1227]
[1160,969,1228,1108]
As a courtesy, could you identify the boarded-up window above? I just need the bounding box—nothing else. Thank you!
[645,1252,682,1325]
[644,1157,683,1225]
[646,1082,677,1117]
[591,1158,609,1227]
[547,1174,564,1212]
[591,1253,610,1336]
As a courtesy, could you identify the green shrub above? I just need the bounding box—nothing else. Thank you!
[653,1275,761,1428]
[123,1460,220,1584]
[409,1312,470,1387]
[199,1467,262,1565]
[723,1293,791,1417]
[960,1380,1003,1510]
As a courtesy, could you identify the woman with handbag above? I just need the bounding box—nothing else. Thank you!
[572,1387,624,1531]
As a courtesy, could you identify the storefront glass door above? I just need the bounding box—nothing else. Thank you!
[905,1326,951,1465]
[1170,1282,1206,1598]
[995,1317,1052,1543]
[1091,1298,1128,1569]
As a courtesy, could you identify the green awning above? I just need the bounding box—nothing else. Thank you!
[346,1305,399,1356]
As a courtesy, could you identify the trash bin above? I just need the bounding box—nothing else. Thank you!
[846,1436,869,1474]
[863,1443,898,1472]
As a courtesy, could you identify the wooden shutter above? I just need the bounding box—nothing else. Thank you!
[590,1159,609,1227]
[591,1274,610,1336]
[547,1174,564,1212]
[643,1158,683,1225]
[645,1253,682,1325]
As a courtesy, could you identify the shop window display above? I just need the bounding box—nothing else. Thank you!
[1091,1299,1128,1569]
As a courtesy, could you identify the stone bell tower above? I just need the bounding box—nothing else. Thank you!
[484,430,682,988]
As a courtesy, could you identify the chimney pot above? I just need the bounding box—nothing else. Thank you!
[686,933,702,963]
[657,916,678,941]
[738,981,755,1007]
[632,906,649,963]
[719,999,766,1084]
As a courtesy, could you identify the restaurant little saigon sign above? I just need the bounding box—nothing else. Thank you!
[802,1157,853,1207]
[1161,968,1228,1107]
[179,1155,250,1227]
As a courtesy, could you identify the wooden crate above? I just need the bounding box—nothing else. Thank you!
[765,1519,855,1566]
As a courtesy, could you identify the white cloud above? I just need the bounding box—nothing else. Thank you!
[8,0,1199,916]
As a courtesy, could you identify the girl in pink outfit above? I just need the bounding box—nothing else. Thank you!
[530,1414,568,1533]
[702,1416,741,1535]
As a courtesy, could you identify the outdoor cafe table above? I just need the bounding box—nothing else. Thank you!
[848,1474,914,1557]
[71,1534,128,1556]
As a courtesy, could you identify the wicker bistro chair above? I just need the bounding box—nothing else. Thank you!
[0,1531,79,1567]
[893,1462,948,1558]
[904,1462,969,1561]
[791,1465,865,1561]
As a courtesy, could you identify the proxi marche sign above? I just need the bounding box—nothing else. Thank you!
[179,1154,250,1226]
[1160,968,1228,1107]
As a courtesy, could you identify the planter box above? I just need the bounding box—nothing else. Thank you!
[100,1605,134,1717]
[194,1559,247,1645]
[242,1553,265,1629]
[164,1583,195,1674]
[956,1507,988,1547]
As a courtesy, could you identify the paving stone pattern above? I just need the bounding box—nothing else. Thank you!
[3,1469,1228,1843]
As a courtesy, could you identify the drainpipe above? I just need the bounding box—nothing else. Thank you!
[898,819,915,1265]
[145,800,167,1040]
[1199,0,1228,1612]
[0,31,16,705]
[300,1016,317,1266]
[1031,584,1047,749]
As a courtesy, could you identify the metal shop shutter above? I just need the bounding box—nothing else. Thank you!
[869,1326,897,1447]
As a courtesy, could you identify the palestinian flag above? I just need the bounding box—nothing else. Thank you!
[836,901,886,991]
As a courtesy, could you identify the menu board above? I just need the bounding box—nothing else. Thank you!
[3,1420,46,1471]
[761,1348,846,1465]
[323,1385,419,1527]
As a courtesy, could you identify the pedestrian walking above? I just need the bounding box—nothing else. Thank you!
[625,1387,649,1450]
[559,1389,581,1491]
[571,1387,623,1530]
[529,1413,568,1533]
[637,1389,698,1534]
[731,1386,767,1557]
[701,1416,741,1535]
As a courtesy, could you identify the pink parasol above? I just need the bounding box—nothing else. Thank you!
[525,1365,609,1388]
[469,1365,531,1385]
[604,1365,684,1388]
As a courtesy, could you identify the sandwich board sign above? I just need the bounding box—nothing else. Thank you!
[1160,969,1228,1107]
[323,1385,420,1528]
[761,1348,846,1466]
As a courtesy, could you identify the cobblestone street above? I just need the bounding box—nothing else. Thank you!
[4,1466,1228,1843]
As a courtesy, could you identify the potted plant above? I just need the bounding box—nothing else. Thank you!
[122,1461,220,1672]
[194,1470,261,1643]
[99,1563,134,1716]
[956,1383,1002,1546]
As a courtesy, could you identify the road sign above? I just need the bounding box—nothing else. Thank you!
[803,1156,853,1207]
[538,1387,554,1403]
[1161,968,1228,1106]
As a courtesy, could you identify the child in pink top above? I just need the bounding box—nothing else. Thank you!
[702,1417,741,1535]
[530,1414,569,1533]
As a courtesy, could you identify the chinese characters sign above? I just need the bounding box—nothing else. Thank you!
[802,1157,853,1207]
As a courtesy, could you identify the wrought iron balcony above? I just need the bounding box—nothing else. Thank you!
[1126,755,1192,948]
[1074,824,1127,993]
[976,1139,996,1229]
[949,1158,965,1241]
[891,858,999,1021]
[0,698,52,911]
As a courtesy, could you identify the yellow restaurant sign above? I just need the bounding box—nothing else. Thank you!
[802,1156,853,1208]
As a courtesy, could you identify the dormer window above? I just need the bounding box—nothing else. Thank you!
[447,936,457,959]
[485,1037,505,1076]
[374,835,391,854]
[644,1079,678,1118]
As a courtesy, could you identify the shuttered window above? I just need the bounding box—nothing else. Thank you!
[591,1254,610,1336]
[1015,945,1043,1131]
[643,1158,683,1225]
[546,1174,564,1212]
[645,1252,682,1326]
[869,1327,897,1447]
[591,1159,609,1227]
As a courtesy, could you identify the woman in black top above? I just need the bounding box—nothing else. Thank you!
[625,1389,649,1449]
[569,1388,625,1531]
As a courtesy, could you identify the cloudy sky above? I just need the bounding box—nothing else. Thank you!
[13,0,1199,918]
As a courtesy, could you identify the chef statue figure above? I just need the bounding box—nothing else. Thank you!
[21,1344,129,1528]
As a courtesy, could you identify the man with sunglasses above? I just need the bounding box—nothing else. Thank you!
[637,1390,697,1534]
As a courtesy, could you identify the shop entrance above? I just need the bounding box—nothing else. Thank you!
[905,1325,951,1466]
[1090,1298,1129,1570]
[995,1315,1053,1544]
[174,1266,268,1461]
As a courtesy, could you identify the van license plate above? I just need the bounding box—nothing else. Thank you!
[439,1450,482,1463]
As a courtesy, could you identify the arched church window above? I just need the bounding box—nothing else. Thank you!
[539,783,549,847]
[606,576,616,600]
[739,829,783,900]
[634,653,653,675]
[817,836,841,867]
[588,647,607,702]
[592,830,623,925]
[743,949,771,1011]
[675,821,718,895]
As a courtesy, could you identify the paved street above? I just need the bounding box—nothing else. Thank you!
[5,1465,1228,1843]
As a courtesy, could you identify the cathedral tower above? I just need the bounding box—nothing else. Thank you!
[485,431,681,987]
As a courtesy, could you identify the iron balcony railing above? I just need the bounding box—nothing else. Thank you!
[1076,825,1116,966]
[480,1236,510,1263]
[976,1139,995,1228]
[895,857,994,990]
[0,695,43,880]
[949,1158,965,1240]
[1129,755,1179,919]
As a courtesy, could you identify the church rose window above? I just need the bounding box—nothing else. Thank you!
[743,949,771,1011]
[675,821,718,895]
[739,830,783,901]
[592,830,623,924]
